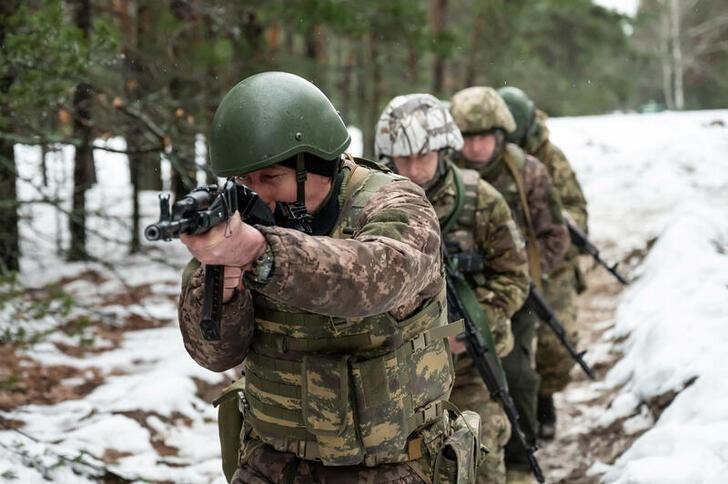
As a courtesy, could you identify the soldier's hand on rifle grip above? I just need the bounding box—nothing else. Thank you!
[222,266,245,303]
[180,210,268,268]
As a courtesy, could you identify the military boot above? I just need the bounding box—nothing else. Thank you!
[537,395,556,440]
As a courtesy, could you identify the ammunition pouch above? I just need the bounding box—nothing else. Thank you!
[212,378,247,483]
[432,409,485,484]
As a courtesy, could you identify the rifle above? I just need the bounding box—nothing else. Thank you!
[443,245,545,483]
[567,222,629,285]
[526,283,595,380]
[145,180,275,341]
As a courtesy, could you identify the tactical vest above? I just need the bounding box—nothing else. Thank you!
[435,163,501,360]
[241,159,461,467]
[438,166,490,289]
[484,145,542,284]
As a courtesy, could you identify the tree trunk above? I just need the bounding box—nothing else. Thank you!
[465,13,485,87]
[406,44,420,86]
[339,42,354,124]
[0,140,19,273]
[670,0,685,109]
[431,0,448,95]
[67,0,94,262]
[356,36,370,157]
[660,2,675,109]
[0,0,20,273]
[305,23,326,92]
[116,0,160,252]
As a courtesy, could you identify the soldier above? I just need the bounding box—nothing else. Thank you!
[374,93,530,484]
[450,87,570,483]
[498,86,589,440]
[177,72,479,483]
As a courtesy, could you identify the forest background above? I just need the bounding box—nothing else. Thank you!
[1,0,727,271]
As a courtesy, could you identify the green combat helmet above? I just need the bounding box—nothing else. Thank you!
[210,71,350,177]
[451,86,516,135]
[497,86,535,145]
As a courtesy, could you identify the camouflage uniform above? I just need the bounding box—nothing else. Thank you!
[179,157,471,483]
[455,144,570,464]
[427,156,530,484]
[450,86,570,476]
[525,109,588,396]
[375,93,529,484]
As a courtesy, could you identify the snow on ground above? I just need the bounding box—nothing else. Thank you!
[1,110,727,483]
[1,142,229,482]
[550,110,728,483]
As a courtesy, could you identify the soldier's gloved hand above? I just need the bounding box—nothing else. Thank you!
[180,210,268,267]
[222,266,246,303]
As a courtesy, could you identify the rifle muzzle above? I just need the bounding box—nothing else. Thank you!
[144,224,162,241]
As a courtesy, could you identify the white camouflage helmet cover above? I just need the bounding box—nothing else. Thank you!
[374,93,463,159]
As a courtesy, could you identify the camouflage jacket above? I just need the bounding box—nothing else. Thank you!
[457,144,570,277]
[526,109,588,232]
[427,160,529,356]
[177,157,444,373]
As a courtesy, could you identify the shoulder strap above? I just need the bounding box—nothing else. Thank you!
[502,149,543,286]
[455,169,480,229]
[440,165,466,236]
[331,161,398,239]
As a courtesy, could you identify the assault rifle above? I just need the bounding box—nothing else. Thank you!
[443,245,545,483]
[567,222,629,285]
[145,180,275,341]
[526,283,595,380]
[447,245,596,380]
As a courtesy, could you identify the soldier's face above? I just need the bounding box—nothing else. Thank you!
[236,165,331,213]
[462,133,496,164]
[392,151,439,187]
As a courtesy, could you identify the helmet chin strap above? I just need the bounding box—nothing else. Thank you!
[273,153,313,234]
[296,152,307,208]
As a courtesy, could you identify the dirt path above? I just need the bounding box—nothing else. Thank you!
[537,263,633,483]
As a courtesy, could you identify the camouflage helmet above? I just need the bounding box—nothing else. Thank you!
[450,86,516,135]
[497,86,535,144]
[374,93,463,159]
[210,72,351,177]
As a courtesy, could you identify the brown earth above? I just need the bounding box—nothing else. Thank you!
[0,344,104,412]
[537,252,691,483]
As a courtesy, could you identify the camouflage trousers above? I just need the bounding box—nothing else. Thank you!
[502,306,540,472]
[231,439,436,484]
[536,262,579,396]
[449,354,511,484]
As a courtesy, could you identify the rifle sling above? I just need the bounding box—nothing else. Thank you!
[502,155,543,288]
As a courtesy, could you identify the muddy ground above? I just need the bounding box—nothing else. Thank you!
[538,261,645,484]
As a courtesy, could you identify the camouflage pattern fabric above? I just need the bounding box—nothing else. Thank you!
[456,145,570,277]
[537,265,579,395]
[427,158,529,357]
[232,440,432,483]
[450,87,516,135]
[178,158,461,480]
[449,354,511,484]
[178,158,444,371]
[427,158,529,483]
[179,259,254,372]
[525,109,588,232]
[525,109,588,395]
